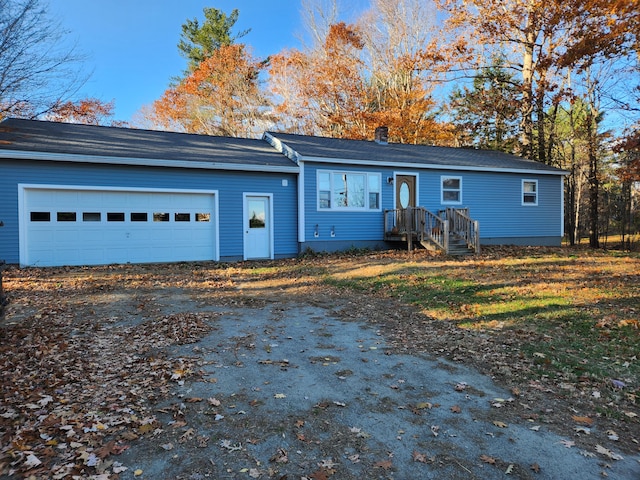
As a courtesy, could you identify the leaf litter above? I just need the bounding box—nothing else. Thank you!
[1,249,638,478]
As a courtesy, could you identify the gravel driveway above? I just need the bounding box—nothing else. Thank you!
[1,261,638,479]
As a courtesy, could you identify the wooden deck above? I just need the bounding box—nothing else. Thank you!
[384,207,480,255]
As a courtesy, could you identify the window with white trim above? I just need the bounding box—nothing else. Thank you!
[522,179,538,205]
[441,176,462,204]
[317,170,381,210]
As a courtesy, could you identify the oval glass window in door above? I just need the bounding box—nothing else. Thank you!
[399,181,410,208]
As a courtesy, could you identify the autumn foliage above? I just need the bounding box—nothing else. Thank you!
[269,16,455,144]
[46,98,116,126]
[149,44,270,137]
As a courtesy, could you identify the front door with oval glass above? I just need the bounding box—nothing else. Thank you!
[244,195,272,260]
[395,175,417,232]
[396,175,416,209]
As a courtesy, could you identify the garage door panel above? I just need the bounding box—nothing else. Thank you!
[23,188,217,267]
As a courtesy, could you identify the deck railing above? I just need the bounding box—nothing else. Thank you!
[385,207,479,254]
[446,207,480,253]
[384,207,448,251]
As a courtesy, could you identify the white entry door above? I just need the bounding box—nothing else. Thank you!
[244,194,272,260]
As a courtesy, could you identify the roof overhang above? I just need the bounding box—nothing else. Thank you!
[0,149,300,174]
[295,154,569,176]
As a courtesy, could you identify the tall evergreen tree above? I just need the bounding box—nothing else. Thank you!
[449,63,520,152]
[178,7,250,70]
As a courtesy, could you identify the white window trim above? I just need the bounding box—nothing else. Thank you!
[317,170,382,212]
[522,179,538,206]
[441,175,463,205]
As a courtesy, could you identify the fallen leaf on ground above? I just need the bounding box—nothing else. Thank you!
[493,421,508,428]
[318,458,337,469]
[374,460,392,470]
[412,451,431,463]
[595,445,623,460]
[560,440,575,448]
[270,448,288,463]
[24,453,42,469]
[572,415,594,426]
[451,405,462,413]
[531,463,540,473]
[480,454,496,465]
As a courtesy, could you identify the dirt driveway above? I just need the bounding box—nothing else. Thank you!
[1,257,638,479]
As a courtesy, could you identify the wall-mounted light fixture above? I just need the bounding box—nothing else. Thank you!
[387,176,394,185]
[330,226,336,237]
[314,224,319,238]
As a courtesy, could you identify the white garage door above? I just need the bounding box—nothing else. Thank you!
[20,187,218,267]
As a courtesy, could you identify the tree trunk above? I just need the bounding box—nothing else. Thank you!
[520,33,535,159]
[535,83,546,164]
[566,164,576,245]
[519,4,537,160]
[587,105,600,248]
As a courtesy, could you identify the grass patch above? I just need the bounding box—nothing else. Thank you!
[322,249,640,392]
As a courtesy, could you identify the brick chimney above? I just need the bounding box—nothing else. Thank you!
[374,126,388,145]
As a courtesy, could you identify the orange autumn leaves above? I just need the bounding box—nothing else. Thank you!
[270,23,453,144]
[150,18,455,144]
[150,44,270,137]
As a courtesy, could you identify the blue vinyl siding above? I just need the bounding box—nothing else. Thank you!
[303,162,563,247]
[304,163,397,242]
[0,159,298,263]
[418,170,563,239]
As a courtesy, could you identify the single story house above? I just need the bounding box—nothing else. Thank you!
[0,119,566,267]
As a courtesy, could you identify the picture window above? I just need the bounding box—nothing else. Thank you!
[153,212,170,222]
[317,170,381,210]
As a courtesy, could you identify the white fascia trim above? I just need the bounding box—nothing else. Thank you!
[560,176,565,238]
[18,183,219,195]
[0,149,299,174]
[298,161,305,243]
[297,155,568,176]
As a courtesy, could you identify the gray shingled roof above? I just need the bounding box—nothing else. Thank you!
[267,132,566,175]
[0,118,297,170]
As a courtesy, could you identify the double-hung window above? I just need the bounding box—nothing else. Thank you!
[318,170,381,210]
[441,176,462,204]
[522,180,538,205]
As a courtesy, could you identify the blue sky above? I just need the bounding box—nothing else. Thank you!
[48,1,367,122]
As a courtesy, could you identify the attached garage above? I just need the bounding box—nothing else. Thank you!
[19,186,218,267]
[0,118,300,267]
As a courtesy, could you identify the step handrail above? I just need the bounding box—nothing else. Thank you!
[446,207,480,253]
